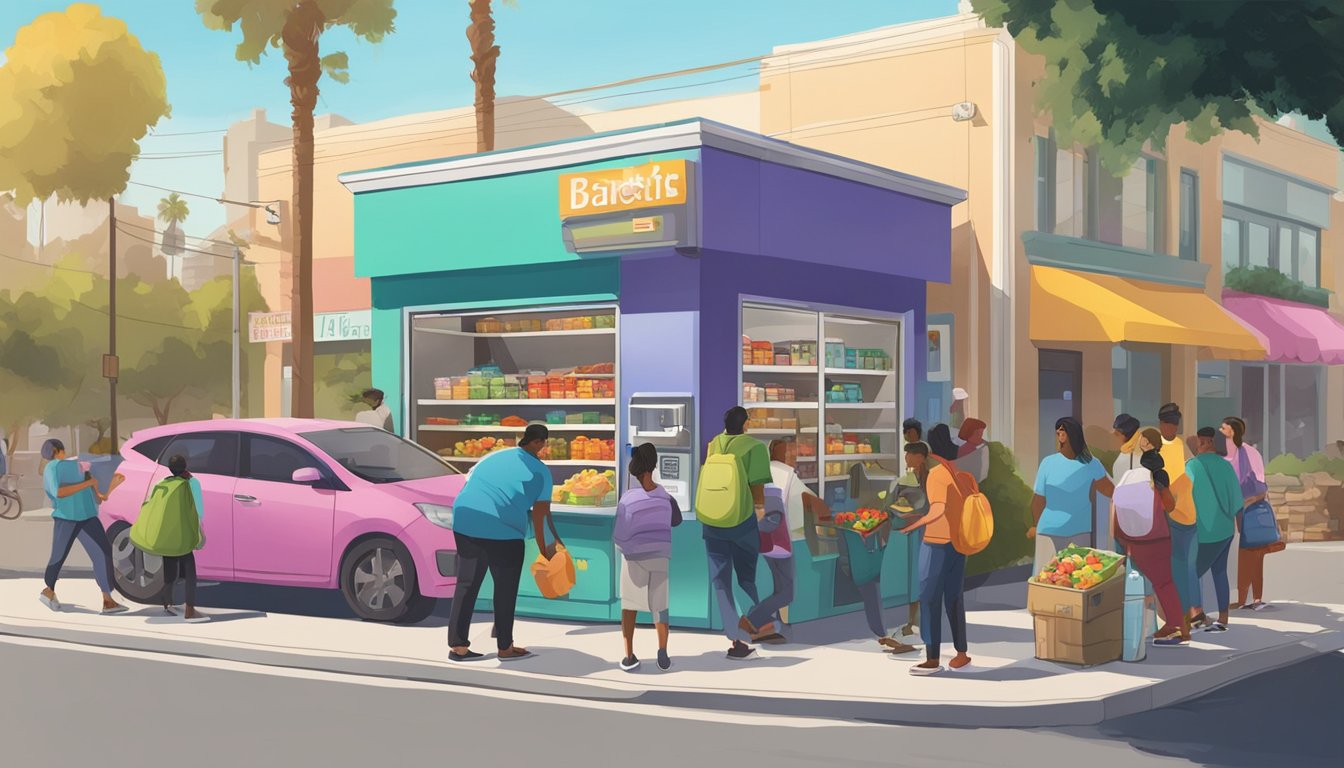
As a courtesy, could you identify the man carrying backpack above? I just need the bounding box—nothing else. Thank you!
[696,406,770,661]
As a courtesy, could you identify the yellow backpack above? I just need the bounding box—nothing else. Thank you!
[934,457,994,556]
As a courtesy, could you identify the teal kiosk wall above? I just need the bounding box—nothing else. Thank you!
[341,119,964,629]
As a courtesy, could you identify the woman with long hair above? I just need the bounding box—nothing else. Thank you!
[1113,430,1190,645]
[1029,417,1114,573]
[1221,417,1276,611]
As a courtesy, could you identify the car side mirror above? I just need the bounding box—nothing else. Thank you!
[292,467,322,484]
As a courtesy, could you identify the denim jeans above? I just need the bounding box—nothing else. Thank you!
[747,555,795,631]
[706,529,760,643]
[45,518,113,593]
[1169,521,1199,613]
[1195,537,1232,613]
[918,542,967,660]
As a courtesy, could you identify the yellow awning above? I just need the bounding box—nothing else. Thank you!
[1029,266,1265,360]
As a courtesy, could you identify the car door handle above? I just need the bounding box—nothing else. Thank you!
[234,494,260,506]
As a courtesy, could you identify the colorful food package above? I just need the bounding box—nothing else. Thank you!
[500,415,527,427]
[1034,547,1124,590]
[831,508,889,534]
[475,317,502,333]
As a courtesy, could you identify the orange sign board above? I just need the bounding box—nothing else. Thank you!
[558,159,689,218]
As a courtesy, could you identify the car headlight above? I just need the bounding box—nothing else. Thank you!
[415,503,453,529]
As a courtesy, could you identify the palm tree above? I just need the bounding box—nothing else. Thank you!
[467,0,516,153]
[157,192,190,258]
[197,0,396,419]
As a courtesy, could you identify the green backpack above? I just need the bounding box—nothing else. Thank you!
[130,476,201,557]
[695,435,752,528]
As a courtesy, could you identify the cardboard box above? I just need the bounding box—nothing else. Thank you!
[1033,612,1123,666]
[1026,571,1124,622]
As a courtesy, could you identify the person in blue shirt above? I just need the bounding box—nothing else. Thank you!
[448,423,556,663]
[38,439,127,615]
[1029,418,1115,572]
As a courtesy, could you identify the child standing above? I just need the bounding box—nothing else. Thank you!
[613,443,682,672]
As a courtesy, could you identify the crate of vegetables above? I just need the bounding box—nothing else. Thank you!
[1028,546,1126,622]
[818,508,892,586]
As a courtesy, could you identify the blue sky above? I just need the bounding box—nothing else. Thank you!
[1,0,960,237]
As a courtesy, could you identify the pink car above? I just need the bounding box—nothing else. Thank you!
[99,418,465,623]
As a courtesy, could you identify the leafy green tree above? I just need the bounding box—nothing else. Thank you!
[0,3,172,450]
[0,292,82,466]
[973,0,1344,174]
[197,0,397,419]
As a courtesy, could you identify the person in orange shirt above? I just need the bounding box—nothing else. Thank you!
[898,424,970,676]
[1157,403,1201,627]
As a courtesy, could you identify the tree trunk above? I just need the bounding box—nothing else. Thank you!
[282,0,325,419]
[467,0,500,153]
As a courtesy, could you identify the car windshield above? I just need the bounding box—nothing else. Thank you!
[300,428,457,484]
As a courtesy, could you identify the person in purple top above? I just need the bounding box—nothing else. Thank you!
[613,443,682,672]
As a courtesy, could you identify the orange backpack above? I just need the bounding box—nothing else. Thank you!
[933,456,994,556]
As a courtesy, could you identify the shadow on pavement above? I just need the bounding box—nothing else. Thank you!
[1052,652,1344,768]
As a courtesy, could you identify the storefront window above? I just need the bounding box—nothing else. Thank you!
[1111,345,1163,422]
[1054,147,1088,238]
[1283,365,1322,459]
[1222,206,1322,288]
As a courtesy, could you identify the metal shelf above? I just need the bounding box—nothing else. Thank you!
[416,327,615,339]
[824,367,896,377]
[440,456,617,467]
[823,402,894,410]
[822,453,900,462]
[743,365,818,374]
[744,402,818,409]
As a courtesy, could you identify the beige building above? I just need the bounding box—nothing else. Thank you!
[237,8,1342,466]
[758,9,1343,468]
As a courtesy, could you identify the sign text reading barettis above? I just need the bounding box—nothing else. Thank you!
[559,159,689,218]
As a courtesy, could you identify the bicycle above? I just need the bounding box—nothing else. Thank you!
[0,473,22,520]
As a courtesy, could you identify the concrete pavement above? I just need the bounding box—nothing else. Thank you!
[3,634,1341,768]
[1,573,1340,729]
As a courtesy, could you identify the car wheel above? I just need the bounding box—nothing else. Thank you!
[109,522,168,604]
[340,537,422,622]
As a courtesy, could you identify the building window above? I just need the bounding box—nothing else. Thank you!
[1095,156,1158,252]
[1055,147,1088,238]
[1111,344,1164,422]
[1179,170,1199,260]
[1221,206,1321,287]
[1221,217,1241,275]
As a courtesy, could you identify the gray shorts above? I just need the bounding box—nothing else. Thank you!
[620,555,670,623]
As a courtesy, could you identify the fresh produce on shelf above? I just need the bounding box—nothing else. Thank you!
[553,469,618,506]
[450,437,515,458]
[425,417,459,426]
[830,508,889,534]
[1034,547,1124,590]
[500,415,528,427]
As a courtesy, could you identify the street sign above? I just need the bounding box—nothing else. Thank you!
[249,310,372,343]
[248,311,292,343]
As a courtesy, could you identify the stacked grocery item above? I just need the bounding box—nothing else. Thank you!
[824,339,893,370]
[551,469,618,507]
[473,315,614,333]
[544,410,614,425]
[1028,546,1127,666]
[743,383,798,404]
[432,364,615,400]
[825,382,864,403]
[824,435,876,456]
[741,336,819,366]
[745,414,800,431]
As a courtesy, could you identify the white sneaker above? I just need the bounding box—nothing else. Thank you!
[39,593,61,612]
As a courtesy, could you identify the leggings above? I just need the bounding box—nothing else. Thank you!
[163,552,197,606]
[1237,547,1267,603]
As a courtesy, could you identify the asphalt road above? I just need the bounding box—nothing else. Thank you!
[1,634,1341,768]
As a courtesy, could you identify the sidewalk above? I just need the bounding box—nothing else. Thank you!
[2,577,1340,727]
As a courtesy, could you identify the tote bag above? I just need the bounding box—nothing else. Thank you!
[530,514,576,599]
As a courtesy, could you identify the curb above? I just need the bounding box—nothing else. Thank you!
[2,617,1340,728]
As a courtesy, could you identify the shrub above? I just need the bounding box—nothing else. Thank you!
[1265,451,1344,480]
[967,441,1036,576]
[1224,266,1331,307]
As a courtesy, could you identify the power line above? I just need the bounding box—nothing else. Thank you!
[70,298,197,332]
[125,180,274,210]
[145,127,228,138]
[116,218,240,249]
[115,225,243,261]
[0,249,101,274]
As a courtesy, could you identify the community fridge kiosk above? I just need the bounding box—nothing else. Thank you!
[339,119,965,629]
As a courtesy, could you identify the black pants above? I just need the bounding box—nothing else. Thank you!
[448,533,524,651]
[163,552,197,607]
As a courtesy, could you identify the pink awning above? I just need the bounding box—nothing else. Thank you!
[1222,290,1344,365]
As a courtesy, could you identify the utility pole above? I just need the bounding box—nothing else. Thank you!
[232,245,241,419]
[105,198,119,453]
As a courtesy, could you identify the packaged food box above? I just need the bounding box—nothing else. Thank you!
[528,382,548,399]
[469,385,488,399]
[435,389,453,400]
[433,377,453,389]
[765,417,783,429]
[582,411,600,424]
[476,317,502,333]
[595,315,615,329]
[565,413,584,424]
[452,386,470,400]
[599,414,615,424]
[546,410,566,424]
[782,418,798,430]
[845,349,857,369]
